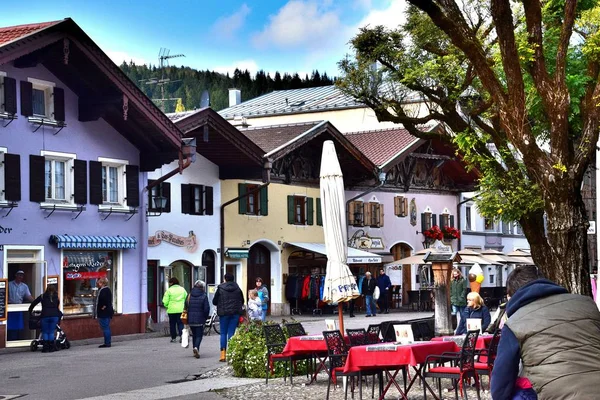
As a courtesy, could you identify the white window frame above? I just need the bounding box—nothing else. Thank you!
[0,71,6,115]
[465,205,472,231]
[98,157,129,209]
[40,150,76,207]
[28,77,55,120]
[0,146,7,203]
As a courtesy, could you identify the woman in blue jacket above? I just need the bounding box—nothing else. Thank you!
[456,291,491,334]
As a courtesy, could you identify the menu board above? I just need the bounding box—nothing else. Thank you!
[0,279,7,322]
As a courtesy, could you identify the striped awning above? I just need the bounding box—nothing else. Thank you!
[50,235,137,249]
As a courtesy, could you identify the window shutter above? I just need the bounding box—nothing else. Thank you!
[4,153,21,201]
[348,201,355,225]
[205,186,213,215]
[89,161,102,205]
[307,197,314,225]
[421,213,426,232]
[3,77,17,115]
[394,197,400,217]
[125,165,139,207]
[450,215,455,228]
[53,87,65,122]
[20,81,33,117]
[29,155,45,203]
[259,186,268,216]
[163,182,171,213]
[238,183,247,214]
[316,197,322,226]
[73,159,87,205]
[181,184,190,214]
[378,204,384,227]
[439,214,446,230]
[432,214,437,227]
[403,198,408,217]
[287,195,295,224]
[364,202,372,227]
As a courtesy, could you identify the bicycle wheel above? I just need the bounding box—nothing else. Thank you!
[212,315,220,334]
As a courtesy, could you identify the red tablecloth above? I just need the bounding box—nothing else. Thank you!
[282,335,328,356]
[431,334,493,350]
[343,340,456,374]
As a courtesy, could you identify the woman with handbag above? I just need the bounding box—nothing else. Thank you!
[28,284,62,353]
[162,277,188,343]
[184,280,210,358]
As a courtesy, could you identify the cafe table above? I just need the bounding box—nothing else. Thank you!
[431,334,493,350]
[282,334,329,384]
[342,340,456,400]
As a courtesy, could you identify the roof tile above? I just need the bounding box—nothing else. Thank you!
[0,20,61,46]
[239,121,322,153]
[345,127,421,167]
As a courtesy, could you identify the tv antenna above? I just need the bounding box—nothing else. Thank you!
[139,48,185,112]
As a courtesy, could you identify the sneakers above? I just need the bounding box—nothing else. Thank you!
[99,344,111,348]
[178,336,182,343]
[193,348,199,359]
[170,338,177,343]
[366,314,372,317]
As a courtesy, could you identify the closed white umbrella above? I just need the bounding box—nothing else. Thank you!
[320,141,359,333]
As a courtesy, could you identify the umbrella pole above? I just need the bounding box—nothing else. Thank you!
[338,303,345,334]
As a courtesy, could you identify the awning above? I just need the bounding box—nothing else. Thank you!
[286,242,382,264]
[225,248,249,259]
[50,235,137,249]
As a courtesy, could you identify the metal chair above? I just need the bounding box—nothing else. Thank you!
[263,324,293,385]
[284,322,307,337]
[366,324,381,344]
[423,330,481,400]
[346,328,368,347]
[475,329,501,389]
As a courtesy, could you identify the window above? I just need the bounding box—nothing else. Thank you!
[181,184,213,215]
[421,211,435,232]
[516,223,523,235]
[147,180,171,213]
[45,158,67,201]
[28,78,55,119]
[29,151,82,206]
[238,183,268,216]
[394,196,408,217]
[465,206,472,230]
[366,202,384,227]
[348,201,364,226]
[484,218,495,231]
[489,274,495,284]
[90,158,138,209]
[287,195,314,225]
[439,213,449,230]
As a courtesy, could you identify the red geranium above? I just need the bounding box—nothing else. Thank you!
[443,226,460,239]
[423,225,443,240]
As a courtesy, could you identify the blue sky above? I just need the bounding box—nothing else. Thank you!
[2,0,407,77]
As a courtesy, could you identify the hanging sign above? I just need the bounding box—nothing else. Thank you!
[148,230,198,253]
[0,279,7,322]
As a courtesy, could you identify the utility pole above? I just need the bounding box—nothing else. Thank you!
[139,48,185,112]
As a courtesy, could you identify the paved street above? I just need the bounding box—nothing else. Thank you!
[0,311,440,400]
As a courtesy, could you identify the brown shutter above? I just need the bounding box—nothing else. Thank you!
[89,161,103,205]
[162,182,171,213]
[205,186,213,215]
[181,184,190,214]
[4,153,21,201]
[348,201,355,225]
[3,77,17,115]
[29,155,45,202]
[125,165,139,207]
[364,202,372,227]
[394,196,400,217]
[73,159,87,204]
[53,87,65,122]
[378,204,384,227]
[403,198,408,217]
[20,81,33,117]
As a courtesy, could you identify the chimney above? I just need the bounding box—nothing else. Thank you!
[229,88,241,107]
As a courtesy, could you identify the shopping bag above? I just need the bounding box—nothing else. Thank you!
[181,327,189,348]
[373,286,380,300]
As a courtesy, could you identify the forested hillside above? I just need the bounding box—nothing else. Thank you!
[120,62,335,113]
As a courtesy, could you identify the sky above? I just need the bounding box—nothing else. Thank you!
[2,0,407,78]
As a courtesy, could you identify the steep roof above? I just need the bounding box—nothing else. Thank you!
[240,121,322,153]
[345,127,423,168]
[0,20,61,46]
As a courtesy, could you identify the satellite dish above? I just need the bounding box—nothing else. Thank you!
[200,90,210,108]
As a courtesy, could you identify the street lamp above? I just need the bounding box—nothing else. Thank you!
[147,195,167,217]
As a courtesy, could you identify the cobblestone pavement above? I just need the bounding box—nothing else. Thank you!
[201,366,491,400]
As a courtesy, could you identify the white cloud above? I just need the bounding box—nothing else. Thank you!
[355,0,408,30]
[352,0,373,9]
[212,59,260,76]
[252,1,345,50]
[106,50,148,66]
[211,4,251,40]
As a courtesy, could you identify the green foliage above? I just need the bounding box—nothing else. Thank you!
[226,319,309,379]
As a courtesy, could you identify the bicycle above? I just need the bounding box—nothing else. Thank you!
[204,307,220,335]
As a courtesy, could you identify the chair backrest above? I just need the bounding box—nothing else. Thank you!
[263,324,287,355]
[346,328,368,347]
[366,324,381,344]
[416,319,434,341]
[284,322,307,337]
[380,320,402,342]
[323,330,348,368]
[458,329,480,371]
[486,329,502,368]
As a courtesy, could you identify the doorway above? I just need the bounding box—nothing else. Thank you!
[247,244,271,314]
[147,260,158,323]
[202,250,216,285]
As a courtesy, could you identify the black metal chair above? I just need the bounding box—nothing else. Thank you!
[284,322,307,337]
[366,324,381,344]
[346,328,368,347]
[323,330,355,400]
[263,324,293,385]
[475,329,501,390]
[380,320,402,343]
[423,330,482,400]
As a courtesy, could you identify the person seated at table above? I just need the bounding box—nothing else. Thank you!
[455,292,490,335]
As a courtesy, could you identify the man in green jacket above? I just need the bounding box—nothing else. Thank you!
[450,268,468,333]
[162,277,188,343]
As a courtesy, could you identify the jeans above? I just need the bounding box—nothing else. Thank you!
[189,325,204,350]
[452,305,466,333]
[365,295,376,316]
[168,313,183,339]
[41,316,59,341]
[261,307,267,322]
[219,314,239,350]
[98,317,111,345]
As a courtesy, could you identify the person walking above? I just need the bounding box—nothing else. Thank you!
[185,280,210,359]
[362,272,377,317]
[29,284,62,353]
[377,268,392,314]
[455,292,491,334]
[94,277,113,348]
[450,268,468,332]
[162,277,188,343]
[254,277,269,322]
[491,266,600,400]
[213,273,244,362]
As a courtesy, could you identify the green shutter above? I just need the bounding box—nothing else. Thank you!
[287,195,295,224]
[439,214,446,230]
[421,213,426,232]
[238,183,247,214]
[307,197,314,225]
[316,198,322,226]
[432,214,437,227]
[259,186,268,216]
[450,215,455,228]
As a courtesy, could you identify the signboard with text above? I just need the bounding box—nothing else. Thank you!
[0,279,7,322]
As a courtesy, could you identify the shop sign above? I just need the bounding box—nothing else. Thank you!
[148,230,198,253]
[65,271,107,280]
[0,225,13,234]
[349,257,381,264]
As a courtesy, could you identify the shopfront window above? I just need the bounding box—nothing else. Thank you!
[62,251,118,316]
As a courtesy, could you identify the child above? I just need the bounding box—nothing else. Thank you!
[247,289,262,321]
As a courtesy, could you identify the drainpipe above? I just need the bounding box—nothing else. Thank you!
[219,159,272,279]
[346,170,387,238]
[456,194,478,251]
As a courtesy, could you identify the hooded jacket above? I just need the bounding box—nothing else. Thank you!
[162,284,187,314]
[186,287,210,326]
[455,305,491,335]
[212,281,244,317]
[491,279,600,400]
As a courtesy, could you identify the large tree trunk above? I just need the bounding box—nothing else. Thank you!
[520,184,592,296]
[432,262,453,335]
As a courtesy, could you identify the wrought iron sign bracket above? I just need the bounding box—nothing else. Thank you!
[1,201,18,217]
[71,205,85,220]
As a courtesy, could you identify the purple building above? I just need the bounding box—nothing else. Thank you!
[0,19,183,348]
